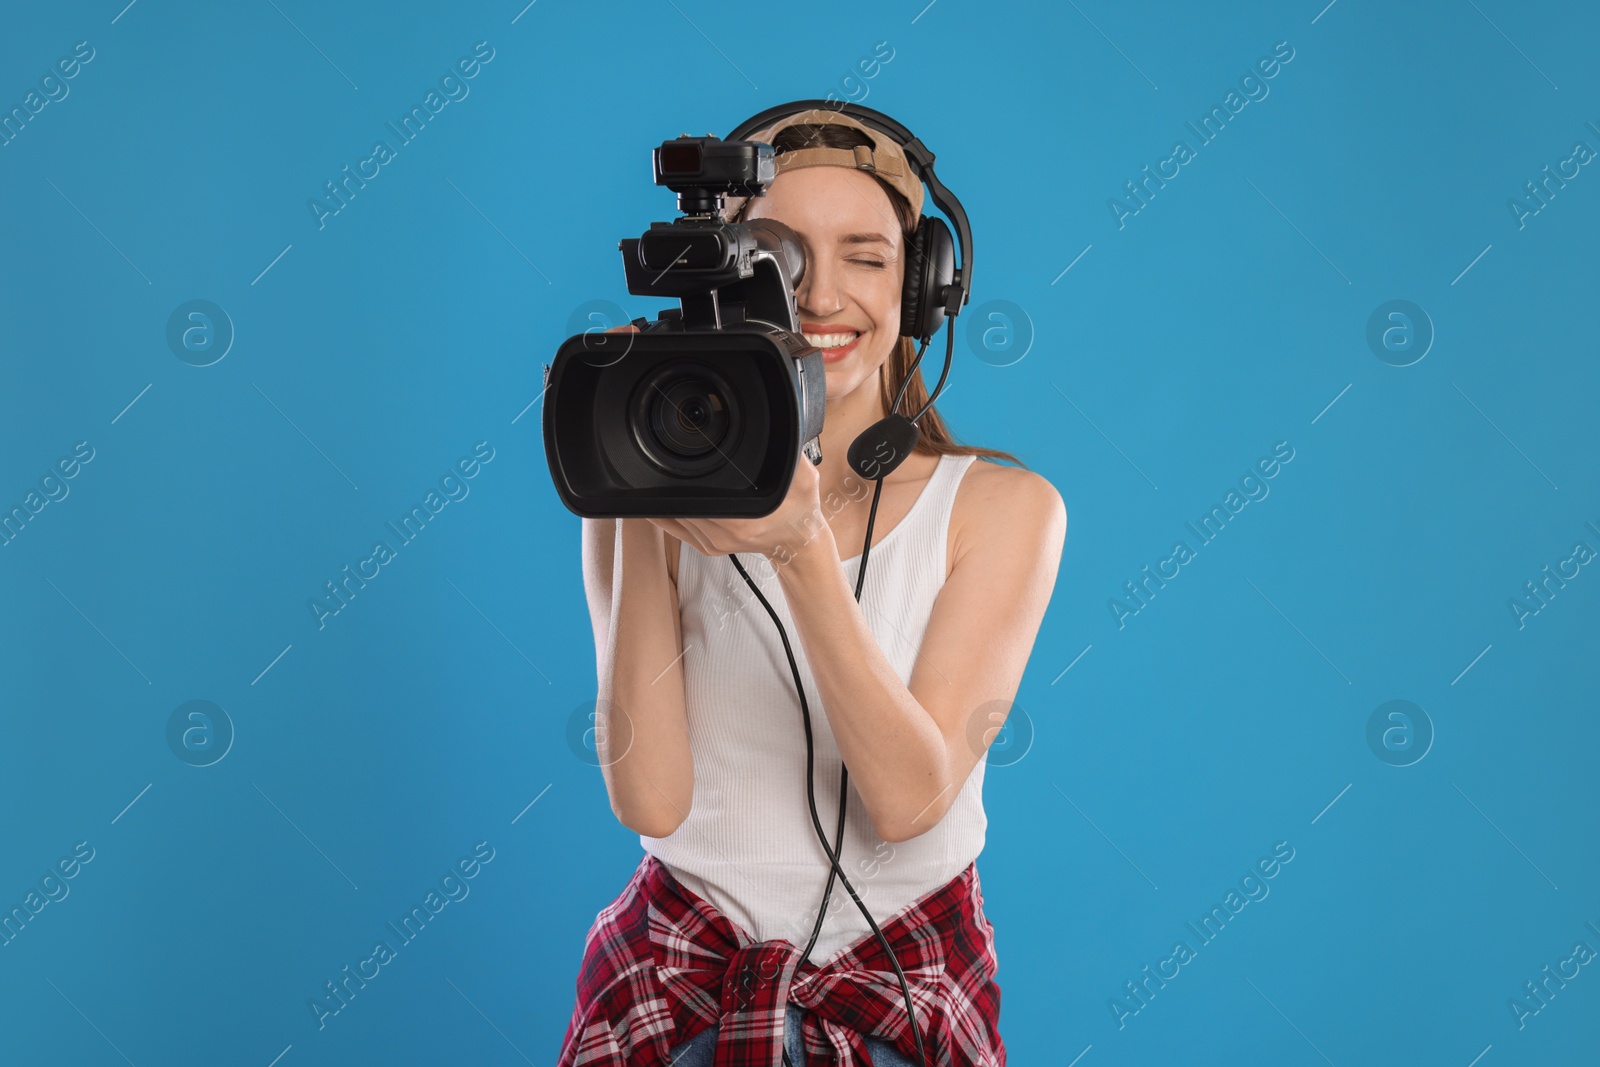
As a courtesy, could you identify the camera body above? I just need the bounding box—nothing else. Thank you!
[542,135,827,519]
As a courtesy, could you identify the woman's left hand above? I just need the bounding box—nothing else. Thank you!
[645,453,825,563]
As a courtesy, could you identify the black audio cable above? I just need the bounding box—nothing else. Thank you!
[727,330,944,1067]
[910,318,954,422]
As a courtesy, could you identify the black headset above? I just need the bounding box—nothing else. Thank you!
[717,100,975,1067]
[725,100,973,347]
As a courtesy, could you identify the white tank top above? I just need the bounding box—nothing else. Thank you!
[642,451,987,966]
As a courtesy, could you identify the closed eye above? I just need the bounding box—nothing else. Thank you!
[849,258,887,269]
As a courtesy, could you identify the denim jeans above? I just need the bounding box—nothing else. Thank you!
[665,1002,919,1066]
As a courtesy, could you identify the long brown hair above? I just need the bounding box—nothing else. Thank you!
[735,122,1030,472]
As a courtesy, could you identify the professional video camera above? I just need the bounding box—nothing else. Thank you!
[541,135,827,518]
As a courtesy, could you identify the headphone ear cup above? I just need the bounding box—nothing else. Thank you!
[899,216,954,342]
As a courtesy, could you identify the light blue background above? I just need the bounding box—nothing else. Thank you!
[2,1,1596,1064]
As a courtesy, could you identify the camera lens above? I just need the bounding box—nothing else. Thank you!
[649,374,730,458]
[625,358,746,478]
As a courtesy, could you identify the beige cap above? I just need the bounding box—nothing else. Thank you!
[720,107,924,224]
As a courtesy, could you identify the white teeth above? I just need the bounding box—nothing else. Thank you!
[804,331,859,349]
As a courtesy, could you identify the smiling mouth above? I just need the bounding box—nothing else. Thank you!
[800,329,864,350]
[802,329,864,362]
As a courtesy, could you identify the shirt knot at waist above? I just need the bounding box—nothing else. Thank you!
[651,889,948,1065]
[555,853,1002,1067]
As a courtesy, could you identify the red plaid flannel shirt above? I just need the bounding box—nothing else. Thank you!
[556,853,1004,1067]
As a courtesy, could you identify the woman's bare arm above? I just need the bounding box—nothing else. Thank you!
[769,465,1066,842]
[581,516,693,837]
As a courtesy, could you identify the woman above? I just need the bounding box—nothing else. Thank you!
[560,110,1066,1067]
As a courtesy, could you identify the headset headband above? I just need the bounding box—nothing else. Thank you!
[724,100,972,317]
